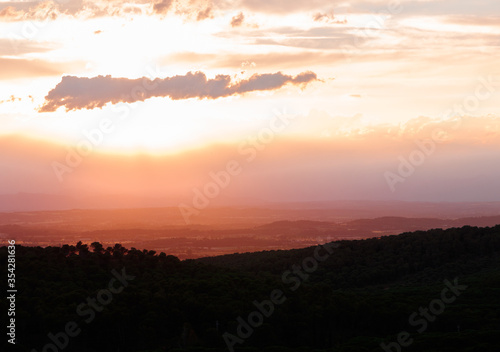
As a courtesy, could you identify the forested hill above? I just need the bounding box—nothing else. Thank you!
[197,225,500,287]
[1,225,500,352]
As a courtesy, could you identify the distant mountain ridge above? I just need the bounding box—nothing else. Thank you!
[256,216,500,235]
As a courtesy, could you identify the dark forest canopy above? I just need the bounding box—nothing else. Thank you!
[1,225,500,352]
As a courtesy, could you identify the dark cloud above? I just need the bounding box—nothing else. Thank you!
[2,0,499,22]
[196,6,212,21]
[39,70,318,112]
[0,0,76,21]
[0,0,173,21]
[313,11,347,24]
[153,0,173,15]
[0,0,334,21]
[230,12,244,27]
[313,12,333,22]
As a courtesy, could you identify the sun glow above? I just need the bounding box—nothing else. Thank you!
[0,0,499,203]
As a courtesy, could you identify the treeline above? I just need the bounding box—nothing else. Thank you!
[199,225,500,287]
[1,225,500,352]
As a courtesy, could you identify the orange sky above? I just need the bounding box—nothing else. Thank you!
[1,0,500,207]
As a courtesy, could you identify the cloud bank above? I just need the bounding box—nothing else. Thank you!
[2,0,498,22]
[40,71,318,112]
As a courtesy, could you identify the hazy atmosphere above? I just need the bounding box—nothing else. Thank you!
[1,0,500,206]
[1,1,500,352]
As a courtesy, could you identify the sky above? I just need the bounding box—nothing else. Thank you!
[1,0,500,208]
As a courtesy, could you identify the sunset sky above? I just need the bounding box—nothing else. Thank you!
[1,0,500,207]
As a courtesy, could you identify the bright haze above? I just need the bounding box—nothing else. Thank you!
[1,0,500,210]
